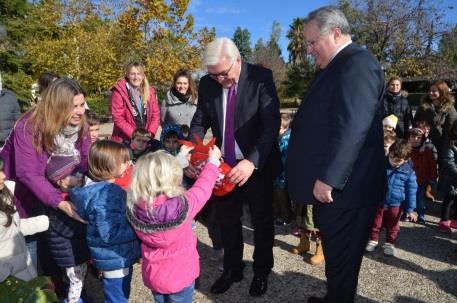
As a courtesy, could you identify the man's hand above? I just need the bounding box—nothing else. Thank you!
[227,159,255,186]
[313,179,333,203]
[57,200,87,224]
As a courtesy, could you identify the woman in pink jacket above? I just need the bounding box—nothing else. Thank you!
[111,61,160,142]
[126,147,221,303]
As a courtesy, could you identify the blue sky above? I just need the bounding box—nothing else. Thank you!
[188,0,457,62]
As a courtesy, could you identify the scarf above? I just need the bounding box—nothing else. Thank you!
[171,87,192,104]
[126,82,147,128]
[53,124,80,158]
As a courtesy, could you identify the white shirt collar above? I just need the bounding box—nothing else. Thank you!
[329,40,352,62]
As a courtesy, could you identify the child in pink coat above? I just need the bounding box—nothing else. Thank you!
[126,146,222,302]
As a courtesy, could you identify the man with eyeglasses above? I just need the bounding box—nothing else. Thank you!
[287,6,385,303]
[190,37,281,297]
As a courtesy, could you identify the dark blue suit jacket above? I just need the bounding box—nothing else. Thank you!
[190,62,281,179]
[287,43,386,208]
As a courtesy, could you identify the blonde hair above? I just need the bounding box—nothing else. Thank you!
[128,151,184,210]
[125,61,150,105]
[88,140,130,181]
[25,78,87,153]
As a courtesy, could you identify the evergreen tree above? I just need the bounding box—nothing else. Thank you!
[233,27,252,62]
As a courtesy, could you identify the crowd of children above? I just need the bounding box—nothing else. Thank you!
[1,77,457,303]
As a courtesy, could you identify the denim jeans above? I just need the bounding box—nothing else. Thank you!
[25,239,37,269]
[102,267,133,303]
[152,281,194,303]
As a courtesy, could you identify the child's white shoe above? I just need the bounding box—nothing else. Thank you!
[365,240,378,252]
[383,243,395,256]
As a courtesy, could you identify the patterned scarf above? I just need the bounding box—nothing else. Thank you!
[126,82,147,128]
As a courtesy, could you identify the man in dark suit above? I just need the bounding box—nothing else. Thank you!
[190,37,281,297]
[287,6,385,303]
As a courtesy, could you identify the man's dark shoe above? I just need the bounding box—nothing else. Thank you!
[249,275,268,296]
[307,296,327,303]
[210,269,243,294]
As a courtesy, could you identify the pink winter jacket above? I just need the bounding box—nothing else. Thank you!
[126,162,219,294]
[111,78,160,142]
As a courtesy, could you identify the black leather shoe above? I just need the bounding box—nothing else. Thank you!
[307,296,327,303]
[210,269,243,294]
[249,275,268,296]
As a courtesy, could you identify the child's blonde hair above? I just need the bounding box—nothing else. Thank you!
[89,140,130,181]
[128,151,184,210]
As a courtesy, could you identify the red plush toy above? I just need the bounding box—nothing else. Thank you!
[179,135,235,196]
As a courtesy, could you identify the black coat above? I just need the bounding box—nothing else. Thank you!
[438,144,457,195]
[287,43,386,208]
[46,208,90,268]
[190,62,281,180]
[383,92,412,138]
[0,89,21,143]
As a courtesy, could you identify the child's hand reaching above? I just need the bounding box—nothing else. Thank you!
[406,212,417,222]
[425,184,436,202]
[179,145,194,161]
[208,145,222,160]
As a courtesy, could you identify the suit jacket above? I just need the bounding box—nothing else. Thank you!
[287,43,386,208]
[190,62,281,179]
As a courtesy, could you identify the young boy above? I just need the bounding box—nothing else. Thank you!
[366,139,417,256]
[273,113,292,226]
[86,111,101,143]
[162,130,180,155]
[408,128,437,224]
[384,131,397,156]
[414,119,438,161]
[129,128,160,163]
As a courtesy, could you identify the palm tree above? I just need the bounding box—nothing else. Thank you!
[286,18,306,65]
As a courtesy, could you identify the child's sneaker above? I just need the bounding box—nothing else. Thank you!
[450,220,457,229]
[291,226,302,237]
[416,216,426,225]
[439,220,452,233]
[383,243,395,256]
[365,240,378,252]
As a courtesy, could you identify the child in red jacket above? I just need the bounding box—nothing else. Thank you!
[408,128,438,224]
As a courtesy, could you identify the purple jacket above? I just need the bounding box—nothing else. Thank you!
[0,115,91,218]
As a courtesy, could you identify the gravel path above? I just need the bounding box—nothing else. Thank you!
[117,201,456,303]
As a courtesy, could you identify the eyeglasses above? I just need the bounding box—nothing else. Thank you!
[208,60,235,80]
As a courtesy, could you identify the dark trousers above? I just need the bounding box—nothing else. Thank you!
[216,172,274,277]
[369,206,402,244]
[314,204,377,303]
[442,194,457,221]
[273,186,292,221]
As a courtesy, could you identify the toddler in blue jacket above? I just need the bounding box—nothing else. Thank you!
[366,139,417,256]
[70,140,140,303]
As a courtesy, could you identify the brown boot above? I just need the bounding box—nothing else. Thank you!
[291,232,311,254]
[307,241,325,265]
